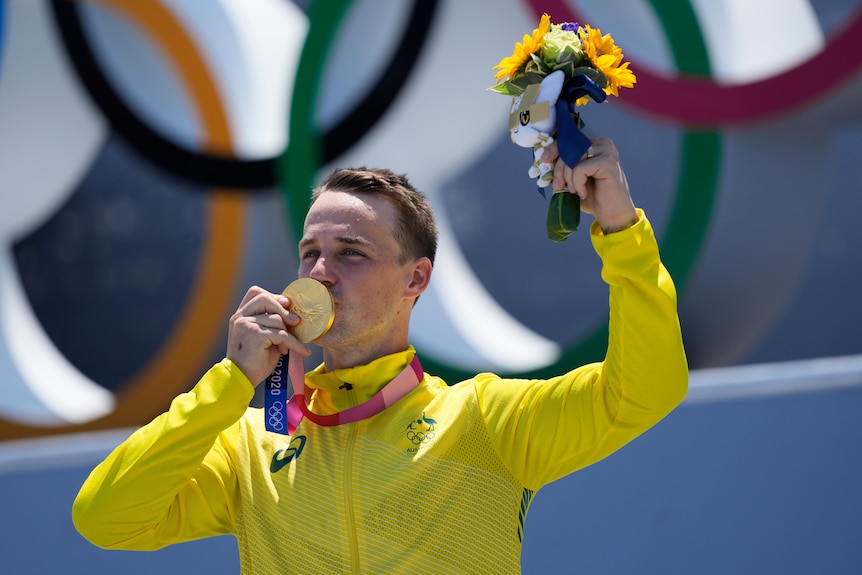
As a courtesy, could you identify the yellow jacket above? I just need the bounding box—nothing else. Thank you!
[73,211,687,574]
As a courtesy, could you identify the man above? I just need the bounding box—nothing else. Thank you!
[73,139,688,574]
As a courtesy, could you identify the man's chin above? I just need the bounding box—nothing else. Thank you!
[312,327,337,348]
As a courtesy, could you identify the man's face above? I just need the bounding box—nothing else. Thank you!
[298,190,416,358]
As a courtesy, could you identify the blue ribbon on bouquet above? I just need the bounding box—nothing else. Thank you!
[554,74,607,168]
[544,74,606,242]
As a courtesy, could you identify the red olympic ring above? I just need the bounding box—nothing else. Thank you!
[531,0,862,126]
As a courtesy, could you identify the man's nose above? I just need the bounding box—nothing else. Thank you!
[308,257,334,286]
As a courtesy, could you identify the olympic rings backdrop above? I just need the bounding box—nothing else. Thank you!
[1,0,861,440]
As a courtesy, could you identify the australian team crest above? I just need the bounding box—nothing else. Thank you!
[405,411,437,452]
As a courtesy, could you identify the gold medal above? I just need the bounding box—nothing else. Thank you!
[281,278,334,342]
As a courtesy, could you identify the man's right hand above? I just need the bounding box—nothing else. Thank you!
[226,286,312,387]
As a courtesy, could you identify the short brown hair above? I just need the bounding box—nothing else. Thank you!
[311,167,438,266]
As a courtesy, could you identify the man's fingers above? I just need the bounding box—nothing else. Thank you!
[551,154,573,191]
[238,291,298,323]
[236,285,268,309]
[541,141,560,163]
[235,316,312,356]
[254,312,288,331]
[227,286,315,385]
[267,328,312,357]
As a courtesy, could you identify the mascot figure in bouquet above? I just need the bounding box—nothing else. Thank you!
[509,70,565,190]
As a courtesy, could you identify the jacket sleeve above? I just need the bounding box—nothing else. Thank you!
[72,359,255,550]
[475,210,688,490]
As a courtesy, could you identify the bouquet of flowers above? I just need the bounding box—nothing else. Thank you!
[491,14,636,241]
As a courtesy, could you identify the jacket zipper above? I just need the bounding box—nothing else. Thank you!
[343,387,360,574]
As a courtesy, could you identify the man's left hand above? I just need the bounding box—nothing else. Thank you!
[542,138,638,234]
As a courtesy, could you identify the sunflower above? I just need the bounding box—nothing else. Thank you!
[578,25,636,96]
[492,13,551,82]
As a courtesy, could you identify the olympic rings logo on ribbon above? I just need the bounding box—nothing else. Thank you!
[268,402,285,431]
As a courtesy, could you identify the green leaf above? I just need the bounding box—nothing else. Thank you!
[528,53,551,74]
[525,71,546,85]
[489,82,524,96]
[546,192,580,242]
[524,61,544,78]
[510,75,532,92]
[554,60,576,79]
[574,66,608,88]
[559,45,583,63]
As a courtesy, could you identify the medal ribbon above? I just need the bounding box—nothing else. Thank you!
[265,352,423,435]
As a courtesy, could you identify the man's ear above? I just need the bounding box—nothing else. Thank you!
[405,257,433,299]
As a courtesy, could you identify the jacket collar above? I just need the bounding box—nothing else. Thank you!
[303,346,417,412]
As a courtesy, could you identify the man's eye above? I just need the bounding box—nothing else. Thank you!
[301,251,319,260]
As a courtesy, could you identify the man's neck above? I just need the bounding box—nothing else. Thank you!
[321,340,411,372]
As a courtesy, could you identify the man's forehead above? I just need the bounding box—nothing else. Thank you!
[306,190,397,225]
[313,189,391,211]
[302,191,397,243]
